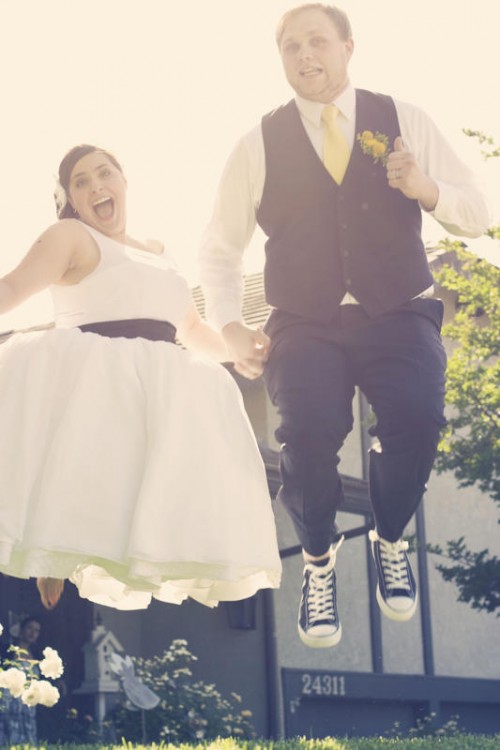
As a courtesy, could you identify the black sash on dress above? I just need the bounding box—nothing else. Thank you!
[78,318,177,343]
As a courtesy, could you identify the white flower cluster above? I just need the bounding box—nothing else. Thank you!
[21,679,60,708]
[0,624,63,708]
[39,646,64,679]
[0,668,26,698]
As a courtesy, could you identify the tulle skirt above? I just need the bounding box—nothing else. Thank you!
[0,327,281,609]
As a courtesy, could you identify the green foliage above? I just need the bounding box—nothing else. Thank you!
[428,538,500,614]
[463,129,500,160]
[434,241,500,503]
[385,712,465,740]
[110,640,255,744]
[485,225,500,241]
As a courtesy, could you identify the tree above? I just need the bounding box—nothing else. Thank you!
[435,244,500,500]
[430,133,500,613]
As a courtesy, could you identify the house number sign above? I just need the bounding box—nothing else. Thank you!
[301,673,347,697]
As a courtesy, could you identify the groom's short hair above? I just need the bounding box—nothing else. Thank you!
[275,3,352,46]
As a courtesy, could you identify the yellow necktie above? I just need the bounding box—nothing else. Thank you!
[321,104,350,184]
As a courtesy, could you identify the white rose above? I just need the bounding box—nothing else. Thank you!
[21,681,41,707]
[0,667,27,698]
[0,624,3,636]
[35,680,60,707]
[39,646,64,679]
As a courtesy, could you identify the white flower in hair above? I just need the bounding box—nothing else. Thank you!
[54,181,68,216]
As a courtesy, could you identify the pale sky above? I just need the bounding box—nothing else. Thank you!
[1,0,499,331]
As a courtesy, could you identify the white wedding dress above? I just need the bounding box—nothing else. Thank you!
[0,223,281,609]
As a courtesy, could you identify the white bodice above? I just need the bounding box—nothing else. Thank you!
[51,223,192,329]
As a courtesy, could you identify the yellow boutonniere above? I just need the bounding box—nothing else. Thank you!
[357,130,389,166]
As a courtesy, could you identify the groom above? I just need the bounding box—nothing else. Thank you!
[199,3,489,647]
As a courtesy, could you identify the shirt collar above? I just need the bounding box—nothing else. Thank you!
[295,84,356,128]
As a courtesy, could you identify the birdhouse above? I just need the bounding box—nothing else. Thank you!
[76,621,124,694]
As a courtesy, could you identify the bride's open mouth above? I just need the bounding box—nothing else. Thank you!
[93,196,114,220]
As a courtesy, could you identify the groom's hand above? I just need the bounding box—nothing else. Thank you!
[387,136,439,211]
[222,321,270,380]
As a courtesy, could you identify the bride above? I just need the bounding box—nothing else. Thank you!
[0,144,281,611]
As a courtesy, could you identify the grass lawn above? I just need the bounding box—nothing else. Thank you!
[30,734,500,749]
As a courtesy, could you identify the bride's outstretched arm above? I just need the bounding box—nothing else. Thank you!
[0,220,79,314]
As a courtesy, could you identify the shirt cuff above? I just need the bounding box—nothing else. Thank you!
[427,179,451,220]
[429,179,490,237]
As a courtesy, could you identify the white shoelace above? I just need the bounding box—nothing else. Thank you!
[378,538,412,592]
[304,537,344,625]
[307,563,336,624]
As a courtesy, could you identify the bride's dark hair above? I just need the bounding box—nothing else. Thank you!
[55,144,123,219]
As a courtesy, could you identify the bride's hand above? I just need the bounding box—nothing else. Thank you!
[222,322,270,379]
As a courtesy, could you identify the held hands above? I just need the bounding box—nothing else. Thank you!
[386,136,439,212]
[222,321,270,380]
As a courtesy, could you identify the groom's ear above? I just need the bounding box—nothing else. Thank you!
[345,37,354,62]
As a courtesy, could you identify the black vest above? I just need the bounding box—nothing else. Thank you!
[257,89,434,321]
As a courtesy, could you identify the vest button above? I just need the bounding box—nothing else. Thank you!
[346,278,352,286]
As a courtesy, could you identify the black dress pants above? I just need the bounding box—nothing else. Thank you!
[263,298,447,555]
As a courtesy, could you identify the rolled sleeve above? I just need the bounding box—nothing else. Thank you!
[397,100,491,238]
[199,128,263,331]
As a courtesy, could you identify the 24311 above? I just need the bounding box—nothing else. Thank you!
[301,673,347,697]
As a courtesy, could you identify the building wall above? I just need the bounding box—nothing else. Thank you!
[424,471,500,680]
